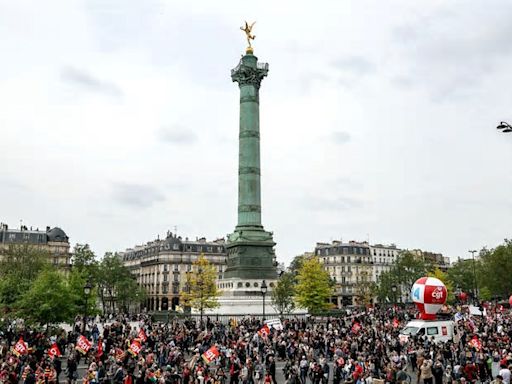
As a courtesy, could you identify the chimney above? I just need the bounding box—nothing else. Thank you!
[46,226,50,232]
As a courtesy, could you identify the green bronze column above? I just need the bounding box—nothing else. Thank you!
[224,48,277,280]
[231,54,267,228]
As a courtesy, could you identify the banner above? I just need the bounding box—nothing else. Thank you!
[128,340,142,357]
[392,318,399,328]
[264,318,283,331]
[138,328,147,343]
[201,346,220,364]
[258,324,270,337]
[351,322,361,334]
[114,348,125,362]
[12,338,28,357]
[48,343,61,358]
[75,335,92,354]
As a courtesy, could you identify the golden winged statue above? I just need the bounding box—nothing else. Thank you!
[240,21,256,53]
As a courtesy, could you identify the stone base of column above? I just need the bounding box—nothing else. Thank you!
[224,226,277,280]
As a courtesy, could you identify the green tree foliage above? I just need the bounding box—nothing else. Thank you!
[354,267,376,305]
[271,272,296,316]
[295,256,332,313]
[179,255,220,316]
[16,268,76,325]
[429,268,455,303]
[446,258,478,296]
[94,252,146,314]
[479,240,512,297]
[375,251,431,302]
[72,244,99,279]
[289,254,308,276]
[0,245,50,311]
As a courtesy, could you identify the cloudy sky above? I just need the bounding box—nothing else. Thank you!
[1,0,512,265]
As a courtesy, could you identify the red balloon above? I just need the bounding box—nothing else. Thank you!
[459,292,468,301]
[509,295,512,306]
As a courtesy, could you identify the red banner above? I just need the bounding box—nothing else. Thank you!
[75,335,92,354]
[392,318,399,328]
[128,340,142,357]
[137,328,147,343]
[12,338,28,357]
[351,322,361,334]
[114,348,125,362]
[48,343,61,358]
[201,346,220,364]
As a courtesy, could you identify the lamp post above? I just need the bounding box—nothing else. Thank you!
[83,280,92,334]
[198,267,203,330]
[391,285,397,308]
[497,121,512,133]
[468,250,479,304]
[260,280,268,322]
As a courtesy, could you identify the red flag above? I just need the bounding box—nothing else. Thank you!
[48,343,61,358]
[128,340,142,357]
[12,338,28,357]
[468,336,482,351]
[201,346,220,364]
[75,335,92,354]
[351,322,361,334]
[392,318,399,328]
[258,324,270,337]
[114,348,125,362]
[97,339,103,358]
[137,328,147,343]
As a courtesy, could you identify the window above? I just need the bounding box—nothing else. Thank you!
[163,264,168,271]
[207,246,212,252]
[427,327,439,336]
[347,257,351,263]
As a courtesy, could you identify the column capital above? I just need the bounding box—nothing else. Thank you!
[231,54,268,89]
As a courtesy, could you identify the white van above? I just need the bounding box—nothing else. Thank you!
[399,319,454,343]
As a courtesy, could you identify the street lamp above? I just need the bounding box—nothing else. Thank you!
[83,280,92,334]
[391,285,397,307]
[497,121,512,133]
[260,280,268,322]
[468,250,479,304]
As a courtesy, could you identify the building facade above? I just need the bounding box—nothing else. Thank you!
[410,249,450,271]
[316,240,373,307]
[120,232,227,312]
[0,222,71,269]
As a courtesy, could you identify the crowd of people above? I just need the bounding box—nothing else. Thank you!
[0,304,510,384]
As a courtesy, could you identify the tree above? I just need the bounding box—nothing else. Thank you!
[179,255,220,326]
[16,268,76,325]
[429,268,455,303]
[72,244,99,280]
[354,267,376,305]
[295,256,332,313]
[0,245,50,312]
[479,240,512,298]
[446,258,479,297]
[271,272,296,316]
[375,251,431,303]
[96,252,146,314]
